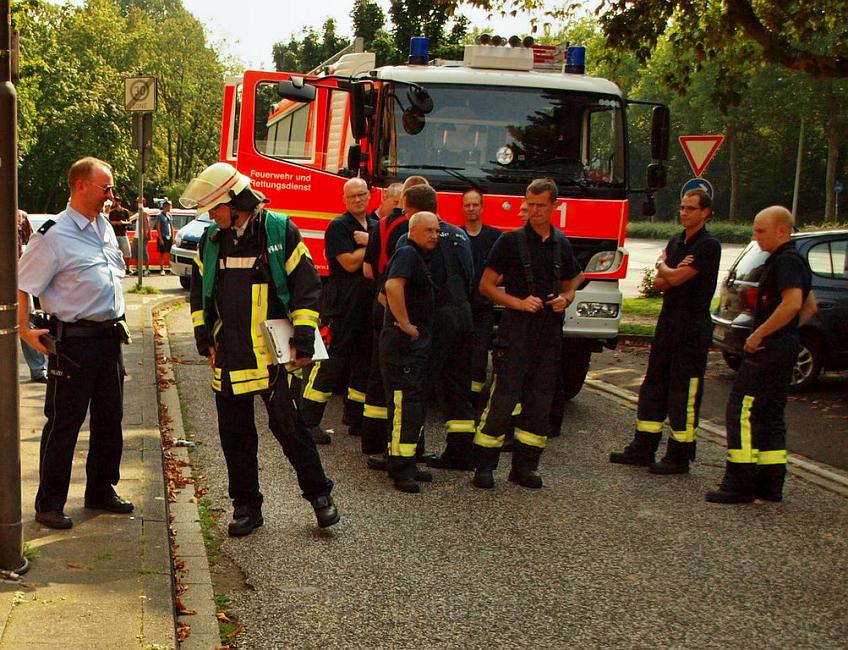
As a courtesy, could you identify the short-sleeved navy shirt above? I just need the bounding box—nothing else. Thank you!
[383,242,434,328]
[463,224,502,285]
[485,223,581,300]
[661,227,721,314]
[325,211,377,279]
[754,240,812,349]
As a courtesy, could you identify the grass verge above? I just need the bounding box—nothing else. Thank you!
[127,284,162,295]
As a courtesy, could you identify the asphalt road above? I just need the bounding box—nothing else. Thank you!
[164,302,848,650]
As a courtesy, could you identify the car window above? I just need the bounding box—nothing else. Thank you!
[732,242,769,282]
[808,239,848,279]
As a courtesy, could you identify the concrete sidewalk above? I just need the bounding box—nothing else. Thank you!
[0,285,179,649]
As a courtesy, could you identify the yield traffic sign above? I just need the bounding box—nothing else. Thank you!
[679,135,724,176]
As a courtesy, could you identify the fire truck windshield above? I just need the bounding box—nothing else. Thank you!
[378,83,625,193]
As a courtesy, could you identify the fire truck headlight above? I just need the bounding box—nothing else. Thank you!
[585,250,623,273]
[575,302,619,318]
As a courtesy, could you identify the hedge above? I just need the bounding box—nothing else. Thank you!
[627,220,848,244]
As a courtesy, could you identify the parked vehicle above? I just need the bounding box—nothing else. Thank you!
[25,213,55,235]
[170,211,212,289]
[126,208,197,272]
[711,230,848,389]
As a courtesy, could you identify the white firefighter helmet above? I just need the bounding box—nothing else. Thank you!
[180,162,251,213]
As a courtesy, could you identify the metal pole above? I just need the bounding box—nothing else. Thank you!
[0,0,28,575]
[136,155,144,288]
[791,117,805,222]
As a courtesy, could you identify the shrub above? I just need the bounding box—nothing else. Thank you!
[638,267,662,298]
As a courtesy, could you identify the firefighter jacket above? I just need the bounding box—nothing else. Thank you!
[190,209,321,395]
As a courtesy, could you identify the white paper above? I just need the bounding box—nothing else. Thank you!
[261,319,328,364]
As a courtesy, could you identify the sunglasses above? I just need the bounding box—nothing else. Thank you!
[88,180,115,194]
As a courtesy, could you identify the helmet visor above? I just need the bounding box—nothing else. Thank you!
[180,177,232,212]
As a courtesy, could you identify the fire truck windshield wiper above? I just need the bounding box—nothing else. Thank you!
[483,166,589,193]
[392,165,484,190]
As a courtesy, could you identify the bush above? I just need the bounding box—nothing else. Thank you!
[627,220,754,244]
[638,267,662,298]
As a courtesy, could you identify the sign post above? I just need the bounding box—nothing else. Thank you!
[124,76,156,286]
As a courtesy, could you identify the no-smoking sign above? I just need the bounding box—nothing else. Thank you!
[124,76,157,112]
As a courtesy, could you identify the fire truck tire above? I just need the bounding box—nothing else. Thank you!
[559,340,593,402]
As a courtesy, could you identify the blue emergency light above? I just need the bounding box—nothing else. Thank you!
[565,45,586,74]
[409,37,429,65]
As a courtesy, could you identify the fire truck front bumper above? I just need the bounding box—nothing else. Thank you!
[563,280,621,344]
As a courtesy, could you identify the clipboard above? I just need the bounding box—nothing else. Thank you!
[260,319,328,364]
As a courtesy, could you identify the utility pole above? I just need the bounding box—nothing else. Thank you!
[791,118,805,223]
[0,0,29,576]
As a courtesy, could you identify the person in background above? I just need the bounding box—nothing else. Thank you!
[130,200,151,276]
[156,199,174,275]
[109,197,133,271]
[19,157,132,530]
[16,208,47,383]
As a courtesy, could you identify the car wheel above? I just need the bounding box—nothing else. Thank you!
[722,351,742,371]
[179,276,191,290]
[789,337,822,391]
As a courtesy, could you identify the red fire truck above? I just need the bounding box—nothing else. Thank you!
[218,39,669,398]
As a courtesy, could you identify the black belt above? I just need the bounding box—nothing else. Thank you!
[60,317,124,339]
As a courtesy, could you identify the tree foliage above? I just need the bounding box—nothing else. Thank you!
[12,0,226,212]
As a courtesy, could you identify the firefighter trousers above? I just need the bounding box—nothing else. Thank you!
[474,311,562,472]
[428,311,476,454]
[380,328,429,481]
[215,368,333,510]
[300,348,370,431]
[636,323,710,448]
[470,303,496,403]
[721,346,796,499]
[361,307,389,455]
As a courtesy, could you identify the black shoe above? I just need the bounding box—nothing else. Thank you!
[35,511,73,529]
[756,491,783,503]
[84,495,134,513]
[472,469,494,489]
[31,374,48,384]
[228,510,264,537]
[394,478,421,493]
[308,426,331,445]
[609,447,654,466]
[508,468,543,489]
[311,495,340,528]
[414,469,433,482]
[427,453,475,471]
[366,452,388,471]
[649,458,690,475]
[416,450,438,464]
[705,488,754,504]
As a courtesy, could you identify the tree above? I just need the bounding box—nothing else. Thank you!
[272,18,349,73]
[351,0,385,50]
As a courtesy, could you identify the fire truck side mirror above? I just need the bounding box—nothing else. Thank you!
[347,144,364,174]
[277,78,316,103]
[642,194,657,217]
[406,85,433,114]
[650,105,670,161]
[646,162,666,191]
[350,82,376,140]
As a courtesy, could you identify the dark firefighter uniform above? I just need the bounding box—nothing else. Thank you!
[190,209,333,516]
[380,241,435,484]
[610,227,720,472]
[463,223,503,407]
[361,207,409,454]
[300,210,377,436]
[474,223,581,477]
[714,240,811,501]
[419,221,477,468]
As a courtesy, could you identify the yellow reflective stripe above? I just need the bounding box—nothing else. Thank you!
[446,419,475,433]
[229,367,270,382]
[670,378,699,443]
[758,450,787,465]
[476,375,496,434]
[397,443,417,457]
[303,363,332,402]
[363,404,388,419]
[194,251,204,274]
[251,284,273,367]
[211,377,221,391]
[224,256,259,268]
[636,419,664,434]
[512,402,522,416]
[211,367,222,391]
[231,377,270,394]
[473,430,505,448]
[470,381,485,393]
[728,395,756,464]
[347,387,367,403]
[389,390,403,456]
[290,309,319,327]
[191,310,204,328]
[515,427,547,449]
[211,317,222,343]
[285,241,312,275]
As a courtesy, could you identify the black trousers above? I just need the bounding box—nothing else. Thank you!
[300,348,371,430]
[721,345,796,498]
[380,328,428,481]
[427,308,476,450]
[215,367,333,510]
[636,318,711,445]
[361,322,388,454]
[475,311,562,472]
[470,303,496,399]
[36,336,125,513]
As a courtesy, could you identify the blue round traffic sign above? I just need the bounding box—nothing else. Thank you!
[681,177,714,199]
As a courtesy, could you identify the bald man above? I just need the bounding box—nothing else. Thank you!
[707,206,817,504]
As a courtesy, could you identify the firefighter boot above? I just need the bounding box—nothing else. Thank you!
[509,443,543,489]
[650,439,695,475]
[609,431,661,466]
[228,506,264,537]
[705,462,755,504]
[755,464,786,502]
[311,495,340,528]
